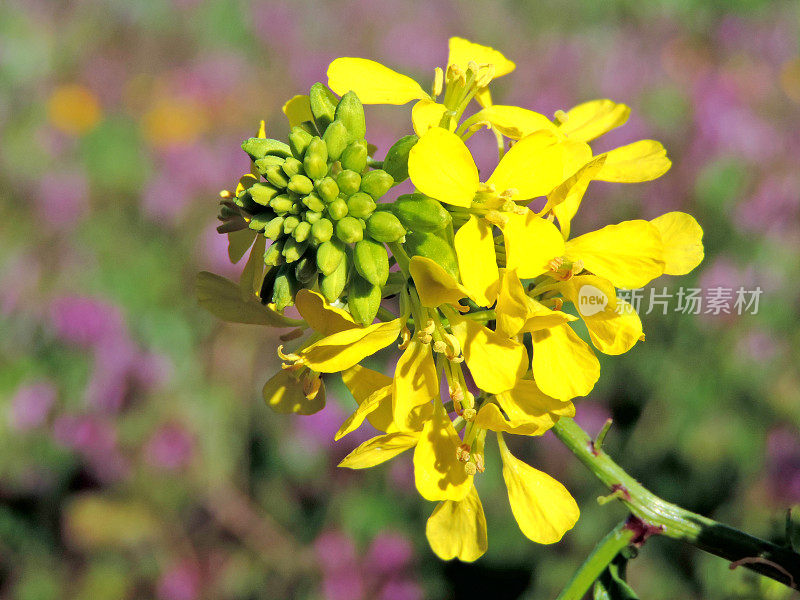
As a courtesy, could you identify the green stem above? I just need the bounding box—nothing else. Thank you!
[555,521,634,600]
[387,242,411,279]
[552,417,800,589]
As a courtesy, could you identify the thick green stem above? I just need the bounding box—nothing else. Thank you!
[555,521,634,600]
[552,417,800,589]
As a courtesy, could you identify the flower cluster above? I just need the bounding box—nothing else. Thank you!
[199,37,704,561]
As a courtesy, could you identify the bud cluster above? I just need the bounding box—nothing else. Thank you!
[221,84,411,324]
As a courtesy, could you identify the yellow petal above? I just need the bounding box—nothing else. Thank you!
[327,57,428,105]
[650,212,704,275]
[448,311,527,394]
[454,216,499,307]
[558,275,618,314]
[559,99,630,143]
[475,87,492,108]
[548,156,607,239]
[447,37,515,78]
[412,99,449,136]
[475,403,555,435]
[497,378,575,423]
[263,369,325,415]
[473,105,557,140]
[300,319,402,373]
[196,271,301,327]
[426,486,488,562]
[335,383,392,440]
[227,229,257,263]
[408,128,479,207]
[410,256,471,308]
[565,220,665,289]
[282,94,314,128]
[532,324,599,401]
[234,173,259,196]
[499,437,580,544]
[487,130,566,199]
[520,299,577,333]
[495,268,529,338]
[500,211,565,278]
[393,339,439,431]
[583,298,643,355]
[596,140,671,183]
[342,365,394,432]
[413,403,473,501]
[338,432,420,469]
[295,289,357,336]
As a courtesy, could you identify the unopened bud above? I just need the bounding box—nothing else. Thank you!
[336,170,361,196]
[288,174,314,196]
[335,216,364,244]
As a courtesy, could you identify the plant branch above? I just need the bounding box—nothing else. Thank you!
[552,417,800,590]
[555,520,635,600]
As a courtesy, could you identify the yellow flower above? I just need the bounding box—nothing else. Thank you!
[327,37,515,135]
[47,84,101,135]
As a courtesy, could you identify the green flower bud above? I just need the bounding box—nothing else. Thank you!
[283,215,300,234]
[392,193,452,232]
[304,137,329,180]
[360,169,394,199]
[347,275,381,325]
[315,177,340,204]
[382,135,418,183]
[269,194,294,214]
[289,201,303,215]
[288,174,314,196]
[281,237,309,263]
[309,82,338,133]
[322,120,349,161]
[327,197,348,220]
[334,91,367,143]
[311,218,334,244]
[353,239,389,286]
[248,211,276,232]
[264,216,285,239]
[305,211,323,224]
[347,192,376,218]
[264,239,284,266]
[254,155,285,176]
[288,126,313,160]
[302,193,326,213]
[282,157,303,178]
[259,266,278,302]
[272,265,299,311]
[365,211,406,243]
[241,138,291,161]
[295,254,318,285]
[340,141,368,173]
[336,216,364,244]
[316,238,345,275]
[249,183,280,206]
[319,250,349,303]
[404,228,459,279]
[336,169,361,196]
[264,165,289,189]
[292,221,311,242]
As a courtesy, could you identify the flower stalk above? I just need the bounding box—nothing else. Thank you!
[552,417,800,590]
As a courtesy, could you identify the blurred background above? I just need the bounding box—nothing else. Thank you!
[1,1,799,598]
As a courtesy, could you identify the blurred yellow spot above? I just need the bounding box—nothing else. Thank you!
[142,97,207,147]
[780,57,800,103]
[47,84,101,135]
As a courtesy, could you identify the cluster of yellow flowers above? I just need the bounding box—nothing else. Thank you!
[199,37,704,561]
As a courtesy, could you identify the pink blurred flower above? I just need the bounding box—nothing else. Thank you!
[49,296,125,349]
[365,533,413,577]
[314,530,358,573]
[9,381,57,431]
[379,579,424,600]
[157,562,201,600]
[0,253,41,316]
[53,414,128,480]
[145,423,195,471]
[36,170,89,230]
[765,427,800,504]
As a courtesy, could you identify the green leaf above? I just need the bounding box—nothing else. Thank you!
[196,271,302,327]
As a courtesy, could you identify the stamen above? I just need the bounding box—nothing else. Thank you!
[554,109,569,124]
[484,210,509,227]
[462,407,476,421]
[433,340,448,354]
[456,443,471,462]
[432,67,444,97]
[464,462,478,476]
